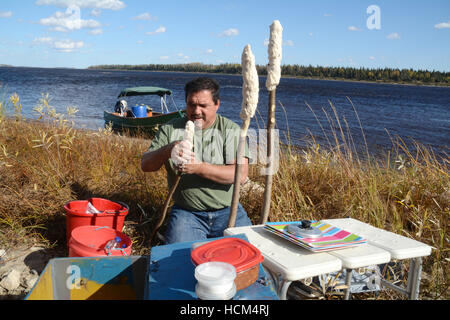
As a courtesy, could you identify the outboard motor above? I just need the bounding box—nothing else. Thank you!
[114,100,128,116]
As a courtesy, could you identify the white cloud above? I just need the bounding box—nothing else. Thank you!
[89,28,103,35]
[146,26,166,35]
[39,7,101,32]
[387,32,400,40]
[324,13,332,17]
[53,39,84,52]
[369,56,376,60]
[36,0,125,10]
[205,49,213,54]
[0,11,12,18]
[159,56,169,60]
[132,12,156,21]
[434,21,450,29]
[218,28,239,37]
[348,26,362,31]
[309,32,313,37]
[33,36,84,53]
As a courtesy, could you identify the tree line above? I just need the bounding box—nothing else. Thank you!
[88,63,450,86]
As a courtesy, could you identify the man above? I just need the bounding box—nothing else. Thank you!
[141,77,252,244]
[114,99,127,116]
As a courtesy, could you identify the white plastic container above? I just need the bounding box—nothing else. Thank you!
[194,262,237,300]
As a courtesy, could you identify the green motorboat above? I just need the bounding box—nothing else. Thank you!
[104,86,185,137]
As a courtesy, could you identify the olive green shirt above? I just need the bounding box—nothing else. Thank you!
[148,115,250,211]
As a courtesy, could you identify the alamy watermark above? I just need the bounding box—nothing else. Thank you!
[66,265,81,290]
[170,128,280,176]
[366,5,381,30]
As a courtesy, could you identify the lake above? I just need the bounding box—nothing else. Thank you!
[1,66,449,158]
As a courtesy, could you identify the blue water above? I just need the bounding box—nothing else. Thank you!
[1,66,449,157]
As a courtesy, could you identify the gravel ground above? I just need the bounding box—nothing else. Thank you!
[0,245,64,300]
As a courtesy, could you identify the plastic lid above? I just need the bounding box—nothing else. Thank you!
[191,238,264,273]
[194,262,236,285]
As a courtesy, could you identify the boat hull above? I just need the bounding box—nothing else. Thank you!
[104,110,186,137]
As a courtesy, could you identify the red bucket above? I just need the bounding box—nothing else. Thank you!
[68,226,132,257]
[64,198,129,244]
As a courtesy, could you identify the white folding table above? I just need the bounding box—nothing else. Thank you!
[225,218,432,300]
[323,218,432,299]
[224,225,342,299]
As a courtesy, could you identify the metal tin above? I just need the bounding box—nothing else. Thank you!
[286,221,323,238]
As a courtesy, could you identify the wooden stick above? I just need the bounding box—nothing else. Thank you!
[228,119,250,228]
[228,44,259,228]
[148,120,194,246]
[260,20,282,225]
[149,173,181,246]
[259,90,276,224]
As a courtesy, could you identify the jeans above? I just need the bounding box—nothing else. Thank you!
[164,203,252,244]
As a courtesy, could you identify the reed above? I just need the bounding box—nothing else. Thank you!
[0,93,448,299]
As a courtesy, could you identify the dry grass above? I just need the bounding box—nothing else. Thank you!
[0,93,448,299]
[0,94,167,253]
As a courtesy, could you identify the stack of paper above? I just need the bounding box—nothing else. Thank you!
[264,221,367,252]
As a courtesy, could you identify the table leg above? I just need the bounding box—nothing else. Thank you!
[278,279,292,300]
[343,268,353,300]
[379,258,424,299]
[407,257,422,300]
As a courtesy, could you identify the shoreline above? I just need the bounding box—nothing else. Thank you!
[89,67,450,88]
[2,65,449,88]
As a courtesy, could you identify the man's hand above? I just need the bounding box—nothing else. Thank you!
[171,140,194,168]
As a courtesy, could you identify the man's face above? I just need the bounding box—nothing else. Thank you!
[186,89,220,129]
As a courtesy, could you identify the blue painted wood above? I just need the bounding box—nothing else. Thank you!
[26,256,149,300]
[147,234,279,300]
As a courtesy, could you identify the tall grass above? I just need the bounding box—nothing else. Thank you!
[0,93,448,299]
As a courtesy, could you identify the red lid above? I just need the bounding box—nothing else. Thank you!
[191,238,264,273]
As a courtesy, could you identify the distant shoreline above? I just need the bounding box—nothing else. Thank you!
[283,74,450,88]
[1,64,449,88]
[88,66,450,88]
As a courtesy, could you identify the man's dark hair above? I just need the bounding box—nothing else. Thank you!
[184,77,220,104]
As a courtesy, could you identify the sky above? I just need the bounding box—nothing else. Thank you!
[0,0,449,71]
